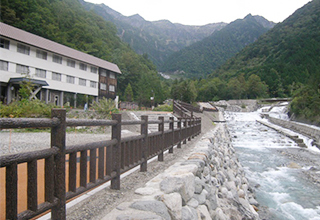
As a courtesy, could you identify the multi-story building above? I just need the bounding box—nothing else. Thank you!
[0,22,121,107]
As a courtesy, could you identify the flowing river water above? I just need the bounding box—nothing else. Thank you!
[225,110,320,220]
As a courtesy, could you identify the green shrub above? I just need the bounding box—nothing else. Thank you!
[0,99,56,118]
[91,97,119,119]
[153,104,173,112]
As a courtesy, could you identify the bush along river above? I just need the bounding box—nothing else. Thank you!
[225,110,320,220]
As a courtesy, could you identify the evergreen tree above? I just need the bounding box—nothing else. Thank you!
[124,83,133,102]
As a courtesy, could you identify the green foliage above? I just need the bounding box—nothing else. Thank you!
[290,80,320,125]
[91,97,119,119]
[195,73,269,101]
[246,74,269,99]
[161,15,272,77]
[212,0,320,97]
[124,83,133,102]
[197,77,226,101]
[18,79,35,100]
[153,104,173,112]
[0,99,55,118]
[171,79,197,103]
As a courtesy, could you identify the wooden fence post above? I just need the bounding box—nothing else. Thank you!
[177,118,182,148]
[188,118,191,141]
[183,118,187,144]
[158,116,164,161]
[169,117,174,153]
[192,118,195,138]
[111,114,121,190]
[141,115,148,172]
[51,109,66,220]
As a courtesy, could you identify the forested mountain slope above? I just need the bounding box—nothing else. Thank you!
[212,0,320,97]
[0,0,167,105]
[160,14,274,77]
[79,0,226,67]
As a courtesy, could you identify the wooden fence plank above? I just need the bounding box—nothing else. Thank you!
[28,160,38,212]
[6,163,17,220]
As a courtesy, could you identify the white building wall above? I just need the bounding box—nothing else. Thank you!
[0,37,99,96]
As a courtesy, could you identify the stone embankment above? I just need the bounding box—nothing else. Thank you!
[103,124,259,220]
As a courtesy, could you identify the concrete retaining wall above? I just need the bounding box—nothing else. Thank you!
[103,124,259,220]
[268,117,320,147]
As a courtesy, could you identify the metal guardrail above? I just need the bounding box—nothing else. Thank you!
[0,109,201,220]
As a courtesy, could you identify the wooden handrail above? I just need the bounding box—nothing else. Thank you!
[0,108,201,220]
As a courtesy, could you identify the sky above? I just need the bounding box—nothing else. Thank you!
[85,0,311,25]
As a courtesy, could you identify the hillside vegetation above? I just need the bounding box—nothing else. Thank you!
[161,14,274,77]
[212,0,320,97]
[0,0,167,106]
[80,0,226,68]
[209,0,320,124]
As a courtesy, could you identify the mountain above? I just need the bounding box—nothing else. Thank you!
[79,0,226,67]
[212,0,320,97]
[160,14,275,77]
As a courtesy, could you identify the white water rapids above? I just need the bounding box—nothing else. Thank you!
[225,109,320,220]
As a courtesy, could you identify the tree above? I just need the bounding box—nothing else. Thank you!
[226,77,244,99]
[246,74,268,98]
[124,83,133,102]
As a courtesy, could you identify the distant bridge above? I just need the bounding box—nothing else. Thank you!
[259,98,292,103]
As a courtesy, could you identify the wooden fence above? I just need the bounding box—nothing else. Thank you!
[0,109,201,220]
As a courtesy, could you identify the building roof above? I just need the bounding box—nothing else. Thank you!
[9,77,49,86]
[0,22,121,74]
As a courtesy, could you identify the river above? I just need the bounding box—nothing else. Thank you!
[225,109,320,220]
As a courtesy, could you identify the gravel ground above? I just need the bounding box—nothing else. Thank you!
[0,132,113,155]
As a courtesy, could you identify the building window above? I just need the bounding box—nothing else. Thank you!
[109,85,115,92]
[17,44,30,55]
[79,63,87,71]
[0,60,8,71]
[100,69,107,77]
[36,50,47,60]
[67,59,75,68]
[53,54,62,64]
[52,72,61,81]
[16,64,29,74]
[100,83,107,90]
[79,78,86,86]
[0,38,10,49]
[36,68,46,78]
[109,72,116,79]
[91,66,97,73]
[67,75,75,84]
[90,81,97,88]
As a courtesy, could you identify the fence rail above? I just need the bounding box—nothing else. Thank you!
[0,109,201,220]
